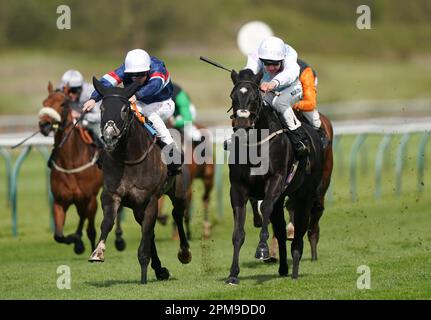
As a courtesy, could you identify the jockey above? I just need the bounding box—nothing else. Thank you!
[59,70,102,146]
[82,49,182,175]
[170,82,202,143]
[293,59,328,147]
[244,36,309,155]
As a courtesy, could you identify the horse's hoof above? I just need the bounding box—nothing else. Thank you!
[263,257,278,264]
[88,250,104,263]
[225,276,239,285]
[74,240,85,254]
[115,238,126,251]
[279,266,288,277]
[156,267,170,281]
[255,245,270,260]
[178,248,192,264]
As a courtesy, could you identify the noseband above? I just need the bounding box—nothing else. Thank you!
[229,80,263,127]
[101,94,133,148]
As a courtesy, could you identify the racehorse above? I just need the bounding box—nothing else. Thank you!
[38,82,126,254]
[252,112,333,261]
[226,69,323,284]
[88,78,192,284]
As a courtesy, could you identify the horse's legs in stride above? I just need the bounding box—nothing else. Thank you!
[169,194,192,264]
[250,198,263,228]
[53,202,75,245]
[308,198,324,261]
[226,186,248,285]
[291,198,312,279]
[285,198,295,240]
[150,234,170,281]
[76,197,98,252]
[202,174,213,239]
[137,197,158,284]
[115,207,126,251]
[270,198,288,276]
[89,192,121,262]
[256,175,284,261]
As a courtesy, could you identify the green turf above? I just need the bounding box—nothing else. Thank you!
[0,133,430,299]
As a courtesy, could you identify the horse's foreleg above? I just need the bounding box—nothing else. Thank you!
[226,186,248,285]
[151,234,170,281]
[138,197,158,284]
[53,202,74,244]
[270,198,288,276]
[202,173,213,239]
[170,195,192,264]
[75,197,98,253]
[308,198,324,261]
[291,197,312,279]
[88,192,121,262]
[114,207,126,251]
[256,175,284,261]
[250,198,262,228]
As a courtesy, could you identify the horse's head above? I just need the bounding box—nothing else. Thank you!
[229,69,263,130]
[92,77,141,152]
[38,82,69,136]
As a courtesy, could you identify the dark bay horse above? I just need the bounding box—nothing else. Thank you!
[226,69,323,284]
[38,82,109,254]
[252,111,334,261]
[88,78,191,284]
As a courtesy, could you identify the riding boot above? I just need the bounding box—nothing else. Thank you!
[162,142,183,176]
[317,127,329,149]
[288,126,310,157]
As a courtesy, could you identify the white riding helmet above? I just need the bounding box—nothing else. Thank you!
[258,36,286,61]
[61,70,84,88]
[124,49,151,73]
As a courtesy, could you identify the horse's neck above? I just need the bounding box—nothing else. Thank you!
[121,119,153,157]
[54,112,90,160]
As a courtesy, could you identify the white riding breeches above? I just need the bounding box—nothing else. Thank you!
[263,79,303,131]
[302,109,321,129]
[136,99,175,145]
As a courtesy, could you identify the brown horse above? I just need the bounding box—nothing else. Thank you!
[158,123,214,240]
[253,111,334,261]
[38,82,125,254]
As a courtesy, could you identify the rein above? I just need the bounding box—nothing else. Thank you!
[102,95,156,166]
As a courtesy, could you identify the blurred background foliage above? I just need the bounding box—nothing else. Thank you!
[1,0,430,57]
[0,0,430,117]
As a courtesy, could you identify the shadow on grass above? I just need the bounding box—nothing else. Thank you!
[86,277,179,288]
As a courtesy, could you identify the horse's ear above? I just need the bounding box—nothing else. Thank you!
[255,70,263,84]
[124,80,141,99]
[231,69,239,84]
[48,81,54,93]
[92,76,106,97]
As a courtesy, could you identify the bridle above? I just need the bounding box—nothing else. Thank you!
[100,94,134,149]
[228,80,264,128]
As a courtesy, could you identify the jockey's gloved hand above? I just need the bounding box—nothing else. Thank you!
[83,99,96,112]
